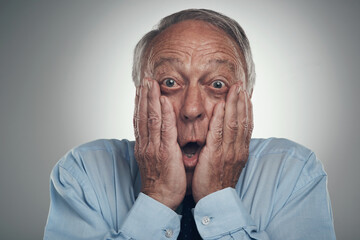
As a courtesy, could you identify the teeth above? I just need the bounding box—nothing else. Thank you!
[186,153,194,158]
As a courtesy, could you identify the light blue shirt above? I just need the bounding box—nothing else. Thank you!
[44,138,335,239]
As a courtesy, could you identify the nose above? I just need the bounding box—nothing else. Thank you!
[180,84,205,121]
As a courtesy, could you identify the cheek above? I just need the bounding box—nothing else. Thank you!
[202,85,228,117]
[204,96,223,118]
[167,95,182,119]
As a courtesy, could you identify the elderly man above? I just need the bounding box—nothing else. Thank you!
[44,9,335,240]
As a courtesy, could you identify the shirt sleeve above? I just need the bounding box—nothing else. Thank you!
[44,154,181,240]
[120,193,181,239]
[193,156,335,240]
[194,188,269,240]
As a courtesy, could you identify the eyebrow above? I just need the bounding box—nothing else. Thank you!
[207,59,236,74]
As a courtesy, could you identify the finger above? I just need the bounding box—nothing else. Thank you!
[241,88,249,137]
[236,88,252,148]
[137,79,149,149]
[245,91,254,147]
[147,79,162,147]
[133,87,140,154]
[223,84,240,146]
[160,96,177,147]
[206,101,225,149]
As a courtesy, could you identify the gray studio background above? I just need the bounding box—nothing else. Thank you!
[1,0,359,239]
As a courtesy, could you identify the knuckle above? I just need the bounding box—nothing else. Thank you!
[215,128,223,138]
[160,118,173,132]
[241,119,249,130]
[148,113,161,127]
[226,119,239,132]
[211,130,223,148]
[138,112,147,123]
[211,128,223,143]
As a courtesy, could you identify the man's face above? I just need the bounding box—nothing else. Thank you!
[143,20,245,184]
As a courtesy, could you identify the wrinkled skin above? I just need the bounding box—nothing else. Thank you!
[133,20,253,210]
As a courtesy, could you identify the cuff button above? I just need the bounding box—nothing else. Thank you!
[201,216,211,225]
[165,229,173,238]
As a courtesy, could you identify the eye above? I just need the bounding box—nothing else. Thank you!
[212,80,225,89]
[162,78,177,88]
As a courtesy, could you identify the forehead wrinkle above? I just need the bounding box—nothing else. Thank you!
[147,44,194,73]
[193,48,243,77]
[153,57,184,71]
[194,43,242,68]
[146,21,245,81]
[150,37,197,57]
[194,35,239,53]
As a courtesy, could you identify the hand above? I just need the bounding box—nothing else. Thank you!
[192,83,253,202]
[133,78,186,210]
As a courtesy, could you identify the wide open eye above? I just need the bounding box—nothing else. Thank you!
[212,80,225,89]
[162,78,176,88]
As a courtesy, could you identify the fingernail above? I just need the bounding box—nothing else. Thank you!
[136,87,140,96]
[236,84,242,94]
[160,96,165,105]
[147,79,152,90]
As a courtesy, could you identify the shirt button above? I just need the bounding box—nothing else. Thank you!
[165,229,173,238]
[201,216,211,225]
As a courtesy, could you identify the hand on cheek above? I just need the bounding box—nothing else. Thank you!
[134,79,186,210]
[192,83,254,203]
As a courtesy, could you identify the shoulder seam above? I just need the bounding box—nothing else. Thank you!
[57,164,99,211]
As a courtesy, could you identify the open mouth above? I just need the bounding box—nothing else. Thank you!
[182,142,201,158]
[179,140,204,169]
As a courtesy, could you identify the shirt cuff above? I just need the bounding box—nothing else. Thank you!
[120,193,181,240]
[194,187,256,239]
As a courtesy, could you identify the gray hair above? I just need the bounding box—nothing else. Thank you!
[132,9,256,94]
